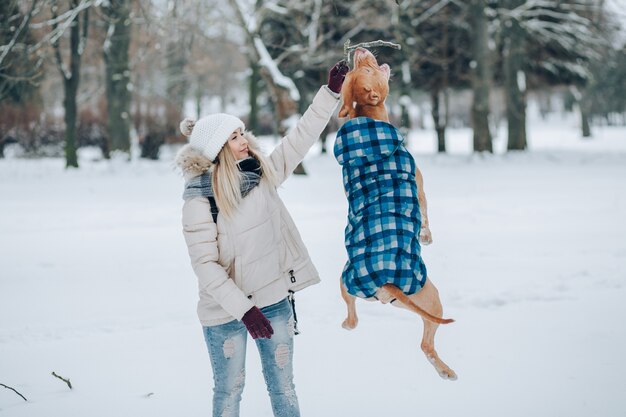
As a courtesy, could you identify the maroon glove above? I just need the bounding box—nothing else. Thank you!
[327,60,350,94]
[242,306,274,339]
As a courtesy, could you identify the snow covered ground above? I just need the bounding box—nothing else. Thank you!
[1,115,625,416]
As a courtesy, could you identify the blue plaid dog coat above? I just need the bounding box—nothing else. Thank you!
[334,117,427,299]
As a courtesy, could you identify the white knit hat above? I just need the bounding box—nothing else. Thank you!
[189,113,245,161]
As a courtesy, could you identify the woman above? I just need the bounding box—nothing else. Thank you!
[175,61,348,417]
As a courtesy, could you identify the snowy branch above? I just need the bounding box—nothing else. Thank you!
[536,59,591,80]
[253,37,300,101]
[51,6,71,80]
[103,21,115,54]
[29,0,101,29]
[78,7,90,56]
[274,45,307,65]
[511,0,599,15]
[232,0,258,33]
[0,0,41,67]
[307,0,323,54]
[344,39,401,65]
[29,0,99,53]
[340,22,367,45]
[521,17,602,60]
[261,2,289,16]
[410,0,453,28]
[496,0,605,77]
[228,0,300,102]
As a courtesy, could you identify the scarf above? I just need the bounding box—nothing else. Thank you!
[182,157,262,202]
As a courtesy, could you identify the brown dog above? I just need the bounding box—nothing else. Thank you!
[338,47,456,380]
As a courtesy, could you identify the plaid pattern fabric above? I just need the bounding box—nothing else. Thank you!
[334,117,427,299]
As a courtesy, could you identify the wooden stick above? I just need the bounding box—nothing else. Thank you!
[0,383,28,402]
[343,39,402,67]
[51,371,72,389]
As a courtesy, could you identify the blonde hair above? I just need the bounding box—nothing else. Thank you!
[211,132,278,218]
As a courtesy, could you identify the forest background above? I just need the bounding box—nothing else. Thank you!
[1,0,625,165]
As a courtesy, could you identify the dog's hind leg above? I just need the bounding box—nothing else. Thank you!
[408,278,457,380]
[340,278,359,330]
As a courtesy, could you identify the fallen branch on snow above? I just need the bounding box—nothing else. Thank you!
[51,371,72,389]
[1,383,28,401]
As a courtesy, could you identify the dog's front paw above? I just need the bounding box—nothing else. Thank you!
[419,226,433,245]
[342,317,358,330]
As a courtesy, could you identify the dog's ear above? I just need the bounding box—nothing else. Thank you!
[338,71,355,118]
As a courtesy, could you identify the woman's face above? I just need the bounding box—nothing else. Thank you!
[227,128,249,160]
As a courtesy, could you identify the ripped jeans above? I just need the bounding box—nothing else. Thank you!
[202,297,300,417]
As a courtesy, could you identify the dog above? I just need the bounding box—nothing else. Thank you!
[335,47,457,380]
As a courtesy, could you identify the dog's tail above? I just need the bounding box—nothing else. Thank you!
[382,284,454,324]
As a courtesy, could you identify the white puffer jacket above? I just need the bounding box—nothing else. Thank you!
[177,87,339,326]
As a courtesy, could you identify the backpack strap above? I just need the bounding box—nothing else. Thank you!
[207,196,219,223]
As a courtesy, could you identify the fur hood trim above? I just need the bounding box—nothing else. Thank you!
[175,144,212,179]
[175,130,260,180]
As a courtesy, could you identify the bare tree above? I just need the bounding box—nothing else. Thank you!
[228,0,312,172]
[469,0,493,152]
[494,0,604,150]
[164,0,193,140]
[102,0,132,157]
[396,0,472,152]
[0,0,44,102]
[228,0,300,135]
[501,0,527,151]
[51,0,92,168]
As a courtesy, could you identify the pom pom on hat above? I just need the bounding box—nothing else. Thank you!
[188,113,245,162]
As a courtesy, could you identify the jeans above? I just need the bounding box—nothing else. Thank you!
[203,298,300,417]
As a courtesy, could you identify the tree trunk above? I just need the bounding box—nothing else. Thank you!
[56,0,87,169]
[314,71,330,154]
[164,5,189,144]
[248,60,260,132]
[581,110,591,137]
[195,81,202,120]
[431,90,446,153]
[269,81,298,135]
[64,77,79,168]
[580,90,592,137]
[400,100,410,133]
[319,124,330,154]
[103,0,132,156]
[399,61,412,137]
[469,0,493,152]
[504,0,527,151]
